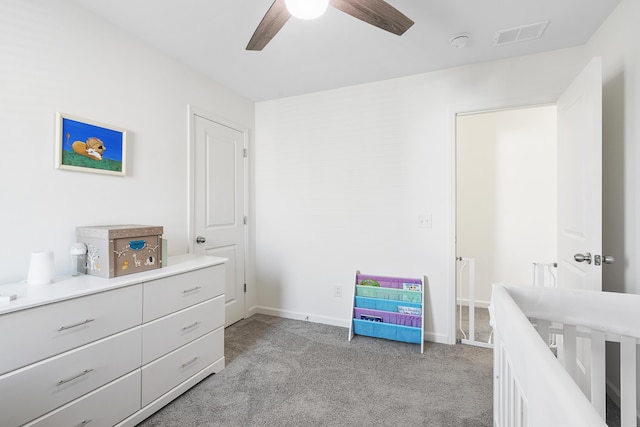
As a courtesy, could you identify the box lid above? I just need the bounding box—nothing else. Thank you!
[76,225,163,239]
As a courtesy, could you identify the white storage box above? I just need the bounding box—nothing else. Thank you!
[76,225,163,278]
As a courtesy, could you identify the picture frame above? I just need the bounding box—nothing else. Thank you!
[55,112,127,176]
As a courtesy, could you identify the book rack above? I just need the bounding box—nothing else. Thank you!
[348,271,425,353]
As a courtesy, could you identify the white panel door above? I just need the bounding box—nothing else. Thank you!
[193,113,246,326]
[557,57,603,397]
[558,57,603,292]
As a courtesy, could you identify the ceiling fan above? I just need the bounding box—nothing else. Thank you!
[246,0,414,51]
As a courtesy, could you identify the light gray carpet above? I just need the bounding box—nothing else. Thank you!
[137,314,493,427]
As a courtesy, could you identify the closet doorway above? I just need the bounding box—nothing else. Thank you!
[455,105,558,345]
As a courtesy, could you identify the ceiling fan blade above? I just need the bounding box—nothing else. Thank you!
[246,0,291,51]
[329,0,414,36]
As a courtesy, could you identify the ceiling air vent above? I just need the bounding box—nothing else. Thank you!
[493,21,549,46]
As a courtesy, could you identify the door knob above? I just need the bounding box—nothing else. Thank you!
[196,236,206,244]
[593,254,615,266]
[574,253,592,264]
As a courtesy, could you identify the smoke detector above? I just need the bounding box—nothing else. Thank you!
[449,33,470,48]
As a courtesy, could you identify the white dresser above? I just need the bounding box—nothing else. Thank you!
[0,255,226,427]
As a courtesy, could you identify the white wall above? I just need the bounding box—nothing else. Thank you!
[457,107,557,306]
[0,1,255,290]
[255,48,586,343]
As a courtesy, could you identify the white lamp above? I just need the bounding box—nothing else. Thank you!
[285,0,329,20]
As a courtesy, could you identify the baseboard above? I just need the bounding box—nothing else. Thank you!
[423,330,452,345]
[254,306,351,328]
[247,305,259,318]
[457,298,491,309]
[252,306,452,345]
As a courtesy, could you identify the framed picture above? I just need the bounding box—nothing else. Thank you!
[55,113,127,176]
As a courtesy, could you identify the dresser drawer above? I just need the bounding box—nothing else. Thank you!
[0,327,142,427]
[24,370,141,427]
[0,284,142,375]
[141,327,224,406]
[142,295,225,364]
[143,265,224,322]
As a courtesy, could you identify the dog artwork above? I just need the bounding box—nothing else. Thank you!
[67,133,106,161]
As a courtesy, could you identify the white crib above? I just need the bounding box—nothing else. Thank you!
[492,284,640,427]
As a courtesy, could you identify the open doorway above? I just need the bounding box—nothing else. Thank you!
[455,105,558,345]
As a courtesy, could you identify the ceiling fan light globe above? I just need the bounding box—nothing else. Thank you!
[284,0,329,20]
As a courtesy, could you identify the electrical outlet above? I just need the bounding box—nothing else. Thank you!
[418,214,432,228]
[334,286,342,297]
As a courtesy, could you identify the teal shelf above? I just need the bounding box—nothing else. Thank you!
[352,319,422,344]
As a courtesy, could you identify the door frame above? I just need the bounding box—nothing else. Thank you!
[446,97,558,345]
[187,104,250,317]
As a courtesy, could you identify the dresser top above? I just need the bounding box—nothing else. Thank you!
[0,255,226,315]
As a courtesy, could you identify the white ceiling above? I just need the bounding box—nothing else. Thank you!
[72,0,620,102]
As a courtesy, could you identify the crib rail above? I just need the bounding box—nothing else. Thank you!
[492,285,640,427]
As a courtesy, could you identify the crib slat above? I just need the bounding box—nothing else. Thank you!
[497,340,504,426]
[494,338,501,426]
[563,324,578,381]
[507,358,514,427]
[590,330,606,418]
[515,385,522,427]
[497,338,508,427]
[536,319,550,346]
[620,335,637,427]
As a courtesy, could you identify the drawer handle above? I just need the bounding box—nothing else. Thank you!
[75,419,93,427]
[181,356,199,369]
[57,368,94,385]
[58,318,95,332]
[182,286,202,294]
[182,321,200,331]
